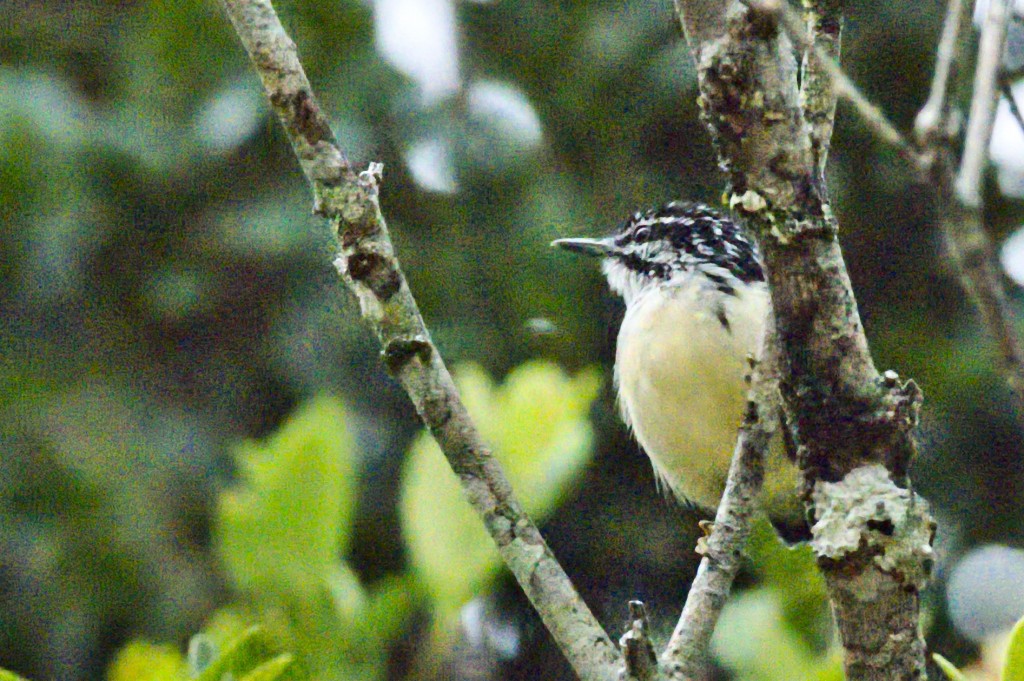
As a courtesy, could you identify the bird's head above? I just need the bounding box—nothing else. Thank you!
[552,202,764,306]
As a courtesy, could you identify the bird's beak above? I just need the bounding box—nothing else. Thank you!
[550,236,617,257]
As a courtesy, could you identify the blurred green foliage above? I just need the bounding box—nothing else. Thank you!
[106,627,299,681]
[710,519,839,680]
[100,364,592,681]
[214,395,397,681]
[745,518,830,648]
[932,612,1024,681]
[1005,616,1024,681]
[0,672,31,681]
[401,361,599,616]
[218,395,355,606]
[2,0,1023,678]
[712,592,843,681]
[109,640,187,681]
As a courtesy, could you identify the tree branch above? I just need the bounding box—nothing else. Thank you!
[914,0,971,152]
[956,0,1012,208]
[620,601,659,681]
[216,1,621,679]
[660,317,780,681]
[1000,75,1024,135]
[673,2,935,680]
[920,0,1024,404]
[753,0,919,165]
[947,1,1024,395]
[799,0,843,177]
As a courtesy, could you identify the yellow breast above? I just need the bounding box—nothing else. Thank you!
[615,281,799,516]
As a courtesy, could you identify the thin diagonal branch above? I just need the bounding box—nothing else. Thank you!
[660,317,781,681]
[1000,76,1024,134]
[216,1,621,679]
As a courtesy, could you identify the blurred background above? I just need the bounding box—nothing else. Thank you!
[3,0,1024,679]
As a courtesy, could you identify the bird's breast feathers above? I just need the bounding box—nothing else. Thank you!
[614,279,768,505]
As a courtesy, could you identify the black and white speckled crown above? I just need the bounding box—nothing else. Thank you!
[612,202,764,291]
[552,201,765,306]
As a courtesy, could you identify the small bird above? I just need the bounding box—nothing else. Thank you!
[553,201,802,528]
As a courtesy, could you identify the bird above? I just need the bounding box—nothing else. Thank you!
[552,201,803,531]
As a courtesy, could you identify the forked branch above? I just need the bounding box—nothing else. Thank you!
[673,1,934,680]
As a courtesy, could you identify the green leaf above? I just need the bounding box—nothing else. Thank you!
[194,608,250,649]
[811,652,846,681]
[237,654,301,681]
[106,640,186,681]
[400,360,600,613]
[401,426,498,611]
[489,361,600,516]
[713,591,819,681]
[745,516,830,647]
[358,574,420,644]
[0,672,32,681]
[191,626,280,679]
[324,561,369,630]
[1002,615,1024,681]
[932,653,968,681]
[216,394,357,604]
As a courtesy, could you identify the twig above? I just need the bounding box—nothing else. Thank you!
[799,0,843,177]
[914,0,971,151]
[1000,75,1024,135]
[1005,63,1024,82]
[660,319,781,681]
[956,0,1012,205]
[216,1,621,679]
[957,0,1013,206]
[619,601,658,681]
[936,0,1024,401]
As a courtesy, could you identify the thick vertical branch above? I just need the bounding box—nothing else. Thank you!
[217,1,621,679]
[674,3,934,680]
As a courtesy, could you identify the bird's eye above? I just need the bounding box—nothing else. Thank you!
[634,226,651,243]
